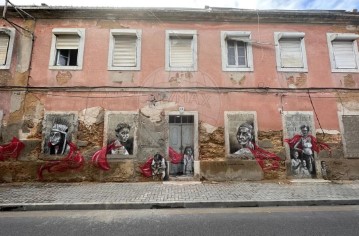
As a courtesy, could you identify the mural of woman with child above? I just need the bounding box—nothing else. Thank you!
[285,124,330,178]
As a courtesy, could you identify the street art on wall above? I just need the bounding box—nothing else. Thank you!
[139,153,168,180]
[92,111,138,170]
[285,124,330,178]
[283,112,330,178]
[225,112,281,171]
[0,137,25,161]
[183,146,194,175]
[42,113,78,155]
[39,113,84,179]
[37,142,84,180]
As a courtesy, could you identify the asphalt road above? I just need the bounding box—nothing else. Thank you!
[0,206,358,236]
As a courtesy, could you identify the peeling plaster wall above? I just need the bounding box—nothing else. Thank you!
[1,15,359,182]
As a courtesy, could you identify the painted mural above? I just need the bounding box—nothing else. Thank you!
[225,112,281,171]
[37,142,84,180]
[0,137,25,161]
[92,112,137,170]
[285,124,330,178]
[139,153,168,180]
[42,114,77,155]
[183,146,194,175]
[38,114,84,180]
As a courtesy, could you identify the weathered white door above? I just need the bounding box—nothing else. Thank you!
[169,115,194,175]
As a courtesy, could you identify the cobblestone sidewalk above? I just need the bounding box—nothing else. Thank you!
[0,180,358,210]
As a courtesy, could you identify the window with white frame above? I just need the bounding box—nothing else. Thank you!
[49,28,85,70]
[165,30,197,71]
[221,31,253,71]
[327,33,359,72]
[0,28,15,70]
[108,29,142,70]
[274,32,308,72]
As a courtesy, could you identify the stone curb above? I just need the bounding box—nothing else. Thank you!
[1,199,359,211]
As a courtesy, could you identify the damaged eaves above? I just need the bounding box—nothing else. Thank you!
[0,6,358,24]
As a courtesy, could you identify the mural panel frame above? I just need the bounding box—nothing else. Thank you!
[224,111,258,157]
[41,111,78,158]
[104,111,138,159]
[282,111,320,178]
[338,110,359,159]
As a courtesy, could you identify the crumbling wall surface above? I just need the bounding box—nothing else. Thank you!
[200,160,264,181]
[316,133,343,159]
[322,159,359,180]
[199,123,225,160]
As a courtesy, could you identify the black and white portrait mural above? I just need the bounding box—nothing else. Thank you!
[283,112,317,178]
[42,113,77,155]
[225,112,257,159]
[104,111,138,157]
[183,146,194,175]
[225,111,281,171]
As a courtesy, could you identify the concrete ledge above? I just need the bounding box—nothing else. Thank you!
[1,199,359,211]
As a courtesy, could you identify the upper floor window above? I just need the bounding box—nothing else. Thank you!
[221,31,253,71]
[327,33,359,72]
[108,29,142,71]
[165,30,197,71]
[49,28,85,70]
[274,32,308,72]
[0,28,15,70]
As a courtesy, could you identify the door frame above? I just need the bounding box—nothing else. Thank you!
[166,111,199,177]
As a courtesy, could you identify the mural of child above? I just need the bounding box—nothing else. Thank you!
[291,150,302,176]
[183,146,194,175]
[108,123,133,155]
[300,160,311,178]
[151,153,167,180]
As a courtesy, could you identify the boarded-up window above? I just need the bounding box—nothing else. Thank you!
[279,38,303,68]
[112,35,137,67]
[342,115,359,158]
[332,41,357,69]
[169,36,193,67]
[0,33,10,65]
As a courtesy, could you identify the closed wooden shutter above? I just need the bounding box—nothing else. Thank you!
[0,33,10,65]
[55,34,80,49]
[113,35,137,67]
[332,41,357,69]
[170,37,193,67]
[279,38,303,68]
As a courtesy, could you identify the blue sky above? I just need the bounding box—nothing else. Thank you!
[1,0,359,11]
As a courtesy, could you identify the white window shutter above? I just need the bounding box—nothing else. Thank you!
[0,34,10,65]
[279,39,303,68]
[332,41,357,69]
[113,35,137,67]
[170,37,193,67]
[55,35,80,49]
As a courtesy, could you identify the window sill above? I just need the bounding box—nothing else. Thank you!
[222,67,253,72]
[166,67,197,72]
[277,67,308,72]
[108,67,140,71]
[331,68,359,73]
[49,65,83,71]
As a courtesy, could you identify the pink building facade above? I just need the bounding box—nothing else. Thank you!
[0,6,359,181]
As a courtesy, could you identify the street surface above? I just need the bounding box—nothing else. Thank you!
[0,206,358,236]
